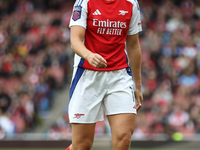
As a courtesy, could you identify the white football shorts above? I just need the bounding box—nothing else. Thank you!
[68,67,136,123]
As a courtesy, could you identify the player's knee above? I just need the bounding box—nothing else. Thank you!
[120,133,132,146]
[115,132,132,147]
[73,140,93,150]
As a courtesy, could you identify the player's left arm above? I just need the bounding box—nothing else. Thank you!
[126,33,143,111]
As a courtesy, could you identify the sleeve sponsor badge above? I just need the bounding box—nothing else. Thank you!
[72,6,82,21]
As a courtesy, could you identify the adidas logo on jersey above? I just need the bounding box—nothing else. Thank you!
[93,9,101,15]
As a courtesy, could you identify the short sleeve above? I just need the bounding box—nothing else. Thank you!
[69,0,88,29]
[127,0,142,35]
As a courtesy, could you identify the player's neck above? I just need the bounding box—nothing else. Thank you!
[104,0,115,4]
[105,0,115,2]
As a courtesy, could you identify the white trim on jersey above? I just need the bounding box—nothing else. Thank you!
[70,0,88,29]
[77,0,84,6]
[127,0,142,35]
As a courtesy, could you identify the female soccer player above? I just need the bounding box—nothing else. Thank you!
[66,0,143,149]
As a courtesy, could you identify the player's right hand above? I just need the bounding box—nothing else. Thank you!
[86,53,107,69]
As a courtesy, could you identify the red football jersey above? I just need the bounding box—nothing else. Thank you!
[70,0,142,71]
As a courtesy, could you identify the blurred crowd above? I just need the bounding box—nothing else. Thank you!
[136,0,200,139]
[0,0,200,141]
[0,0,74,138]
[137,0,200,138]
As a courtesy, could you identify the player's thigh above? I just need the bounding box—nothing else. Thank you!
[71,123,96,146]
[107,114,136,141]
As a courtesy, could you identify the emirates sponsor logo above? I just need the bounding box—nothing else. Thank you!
[93,19,126,28]
[93,19,126,35]
[73,113,85,119]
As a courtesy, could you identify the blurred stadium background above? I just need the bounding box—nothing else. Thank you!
[0,0,200,149]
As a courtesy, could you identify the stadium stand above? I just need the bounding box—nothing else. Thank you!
[0,0,74,138]
[0,0,200,141]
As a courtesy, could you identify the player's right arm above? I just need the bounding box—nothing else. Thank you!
[70,0,106,69]
[70,26,107,69]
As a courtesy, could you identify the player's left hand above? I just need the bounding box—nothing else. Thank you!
[134,89,143,111]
